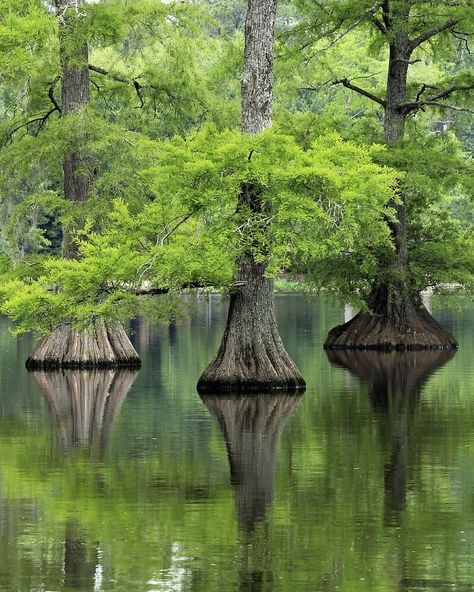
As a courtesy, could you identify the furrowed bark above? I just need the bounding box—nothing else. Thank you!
[197,0,305,392]
[59,0,90,259]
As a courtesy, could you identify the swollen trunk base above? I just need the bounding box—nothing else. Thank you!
[26,319,141,370]
[324,286,458,351]
[197,265,306,394]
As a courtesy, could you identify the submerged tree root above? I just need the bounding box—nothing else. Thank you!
[26,319,141,370]
[324,287,458,351]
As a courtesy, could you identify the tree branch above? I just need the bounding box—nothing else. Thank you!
[332,77,386,106]
[381,0,391,31]
[401,83,474,112]
[5,107,60,144]
[410,18,458,49]
[420,101,474,114]
[372,16,387,34]
[424,83,474,103]
[48,86,62,113]
[88,63,178,106]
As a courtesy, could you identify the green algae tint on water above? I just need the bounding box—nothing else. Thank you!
[1,294,474,592]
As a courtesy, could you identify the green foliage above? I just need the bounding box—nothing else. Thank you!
[0,0,472,336]
[0,124,397,333]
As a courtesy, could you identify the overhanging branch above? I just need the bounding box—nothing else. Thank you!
[5,106,60,144]
[88,63,178,106]
[401,83,474,112]
[332,77,386,106]
[410,18,458,49]
[420,101,474,114]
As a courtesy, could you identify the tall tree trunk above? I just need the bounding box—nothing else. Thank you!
[197,0,305,392]
[325,5,458,351]
[59,1,90,259]
[26,1,140,369]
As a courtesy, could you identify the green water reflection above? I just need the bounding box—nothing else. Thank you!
[0,295,474,591]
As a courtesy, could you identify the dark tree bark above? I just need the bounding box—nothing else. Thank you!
[26,1,140,369]
[197,0,305,392]
[56,0,91,259]
[326,349,456,524]
[325,1,459,351]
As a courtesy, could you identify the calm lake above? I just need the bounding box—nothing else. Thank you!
[1,294,474,592]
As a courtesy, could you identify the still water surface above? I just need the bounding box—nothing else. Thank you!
[1,295,474,592]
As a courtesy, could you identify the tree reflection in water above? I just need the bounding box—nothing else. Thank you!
[201,393,302,592]
[30,369,138,591]
[326,349,456,524]
[31,369,138,456]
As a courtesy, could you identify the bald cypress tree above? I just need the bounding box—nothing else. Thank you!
[26,0,141,369]
[197,0,306,392]
[295,0,473,350]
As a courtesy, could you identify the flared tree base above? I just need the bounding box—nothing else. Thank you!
[197,330,307,394]
[324,286,458,351]
[26,319,141,370]
[197,261,306,394]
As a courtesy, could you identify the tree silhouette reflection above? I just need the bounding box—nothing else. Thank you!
[201,393,302,592]
[326,349,455,525]
[29,369,138,590]
[200,394,302,530]
[30,369,138,456]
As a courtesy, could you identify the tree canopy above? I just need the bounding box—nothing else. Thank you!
[0,0,471,348]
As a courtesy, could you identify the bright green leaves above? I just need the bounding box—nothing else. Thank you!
[149,126,396,281]
[0,0,54,78]
[0,126,397,334]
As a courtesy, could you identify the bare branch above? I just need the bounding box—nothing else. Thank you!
[48,86,61,113]
[410,18,458,49]
[372,16,387,34]
[402,83,474,112]
[332,77,386,106]
[415,83,439,102]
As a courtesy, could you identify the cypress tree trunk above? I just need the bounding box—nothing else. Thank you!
[26,1,140,369]
[59,0,90,260]
[197,0,305,392]
[325,5,458,351]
